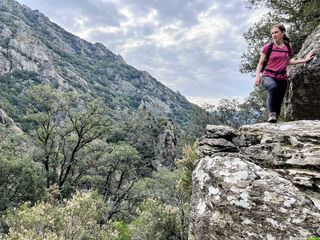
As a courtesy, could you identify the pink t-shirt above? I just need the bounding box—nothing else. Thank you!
[262,43,293,80]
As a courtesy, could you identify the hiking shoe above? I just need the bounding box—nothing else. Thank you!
[268,112,277,123]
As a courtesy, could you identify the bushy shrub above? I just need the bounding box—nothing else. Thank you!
[0,127,46,214]
[129,198,181,240]
[4,192,120,240]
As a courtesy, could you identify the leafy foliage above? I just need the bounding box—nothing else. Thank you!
[80,142,143,221]
[186,105,214,142]
[123,111,162,171]
[187,87,267,130]
[0,126,46,213]
[112,110,176,175]
[206,86,267,128]
[0,71,41,128]
[132,167,191,239]
[4,192,120,240]
[129,198,182,240]
[26,85,111,196]
[176,142,199,197]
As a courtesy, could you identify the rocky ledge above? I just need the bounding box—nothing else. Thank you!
[189,121,320,240]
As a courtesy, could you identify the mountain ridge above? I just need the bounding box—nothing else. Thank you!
[0,0,194,126]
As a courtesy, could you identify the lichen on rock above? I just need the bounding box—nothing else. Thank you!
[189,123,320,239]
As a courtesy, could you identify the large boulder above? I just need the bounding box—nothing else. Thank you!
[0,108,22,134]
[284,24,320,120]
[153,119,177,170]
[189,122,320,239]
[0,108,14,125]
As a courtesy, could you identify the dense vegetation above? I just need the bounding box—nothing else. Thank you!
[1,0,319,239]
[0,84,199,239]
[0,78,265,238]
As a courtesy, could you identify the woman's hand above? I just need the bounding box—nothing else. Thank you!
[305,50,314,63]
[255,77,261,86]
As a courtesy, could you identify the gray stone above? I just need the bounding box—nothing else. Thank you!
[0,108,14,125]
[190,121,320,239]
[153,120,177,170]
[189,154,320,240]
[198,138,238,157]
[284,24,320,120]
[275,169,320,189]
[238,121,320,167]
[206,125,238,139]
[0,108,22,133]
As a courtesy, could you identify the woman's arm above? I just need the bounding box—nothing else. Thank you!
[255,52,266,86]
[289,50,314,65]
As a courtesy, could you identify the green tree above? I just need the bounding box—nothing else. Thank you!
[4,191,121,240]
[129,198,181,240]
[212,98,244,128]
[0,71,40,129]
[208,87,267,128]
[80,142,143,221]
[0,126,46,213]
[127,110,160,154]
[132,167,192,240]
[238,86,268,123]
[26,85,110,196]
[176,142,199,198]
[185,105,214,143]
[121,110,165,176]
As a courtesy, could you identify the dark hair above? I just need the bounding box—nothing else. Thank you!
[271,23,293,56]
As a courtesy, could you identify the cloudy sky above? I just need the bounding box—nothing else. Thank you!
[17,0,264,106]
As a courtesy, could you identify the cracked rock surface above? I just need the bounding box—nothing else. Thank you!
[190,121,320,240]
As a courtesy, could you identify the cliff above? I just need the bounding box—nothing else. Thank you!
[0,0,193,126]
[284,24,320,120]
[189,122,320,239]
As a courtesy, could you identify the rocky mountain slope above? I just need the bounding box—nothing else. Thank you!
[284,24,320,120]
[189,23,320,240]
[190,122,320,239]
[0,0,193,126]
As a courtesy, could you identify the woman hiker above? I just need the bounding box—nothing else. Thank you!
[255,23,314,123]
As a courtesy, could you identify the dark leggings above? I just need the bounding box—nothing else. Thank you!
[263,76,287,116]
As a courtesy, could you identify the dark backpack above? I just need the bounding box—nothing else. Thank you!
[261,43,273,72]
[261,42,291,72]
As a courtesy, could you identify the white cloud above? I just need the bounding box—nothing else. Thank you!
[148,21,185,47]
[120,7,159,29]
[187,96,246,108]
[17,0,262,100]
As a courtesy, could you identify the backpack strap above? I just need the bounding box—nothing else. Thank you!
[284,42,293,57]
[261,43,273,72]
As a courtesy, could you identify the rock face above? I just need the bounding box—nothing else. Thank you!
[189,121,320,240]
[153,120,177,170]
[284,24,320,120]
[0,108,14,125]
[0,108,22,134]
[0,0,193,125]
